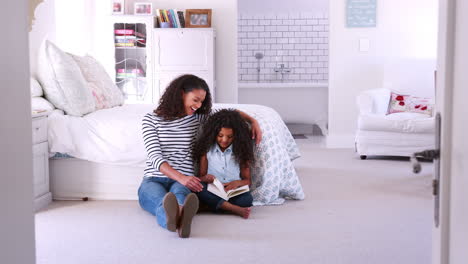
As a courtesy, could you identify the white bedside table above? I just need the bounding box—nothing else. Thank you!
[32,110,52,211]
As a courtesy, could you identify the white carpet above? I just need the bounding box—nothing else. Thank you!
[35,137,433,264]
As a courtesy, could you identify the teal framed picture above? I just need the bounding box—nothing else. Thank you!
[346,0,377,27]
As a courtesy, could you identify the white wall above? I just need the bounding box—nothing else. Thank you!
[238,0,328,14]
[239,85,328,133]
[328,0,438,147]
[237,0,329,128]
[0,1,36,263]
[237,12,329,83]
[29,0,56,76]
[54,0,93,55]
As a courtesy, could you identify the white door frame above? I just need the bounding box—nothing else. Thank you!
[1,1,36,263]
[433,0,468,263]
[433,0,454,262]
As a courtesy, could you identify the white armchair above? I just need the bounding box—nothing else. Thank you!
[355,88,435,159]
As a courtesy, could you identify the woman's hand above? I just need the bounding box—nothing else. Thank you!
[180,176,203,192]
[200,174,215,183]
[250,120,262,145]
[223,180,243,191]
[236,110,263,145]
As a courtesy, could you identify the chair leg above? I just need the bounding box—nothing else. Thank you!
[360,155,367,160]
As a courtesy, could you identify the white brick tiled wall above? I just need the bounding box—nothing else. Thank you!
[238,12,329,83]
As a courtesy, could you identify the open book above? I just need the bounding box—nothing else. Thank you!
[207,178,249,201]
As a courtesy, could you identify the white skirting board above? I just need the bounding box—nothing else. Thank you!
[50,158,143,200]
[35,192,52,211]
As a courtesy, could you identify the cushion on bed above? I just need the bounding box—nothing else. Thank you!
[30,77,43,97]
[31,97,55,111]
[37,40,95,116]
[70,54,124,109]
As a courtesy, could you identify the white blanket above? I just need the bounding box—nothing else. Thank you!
[48,103,305,205]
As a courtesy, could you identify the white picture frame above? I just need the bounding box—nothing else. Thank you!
[134,2,153,16]
[112,0,125,15]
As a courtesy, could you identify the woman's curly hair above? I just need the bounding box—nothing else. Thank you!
[192,109,254,168]
[155,74,212,120]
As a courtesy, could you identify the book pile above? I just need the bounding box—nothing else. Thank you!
[156,9,185,28]
[32,109,47,115]
[115,35,136,47]
[116,68,144,78]
[114,29,146,47]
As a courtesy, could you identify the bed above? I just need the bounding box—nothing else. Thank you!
[48,103,305,205]
[34,41,304,205]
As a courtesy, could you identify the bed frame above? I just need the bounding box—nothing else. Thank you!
[50,158,142,200]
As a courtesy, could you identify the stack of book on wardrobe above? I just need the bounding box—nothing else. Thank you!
[155,9,185,28]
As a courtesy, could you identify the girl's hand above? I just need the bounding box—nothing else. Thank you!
[180,176,203,192]
[250,120,262,145]
[223,180,242,191]
[200,174,215,183]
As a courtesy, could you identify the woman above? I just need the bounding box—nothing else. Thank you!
[138,74,261,238]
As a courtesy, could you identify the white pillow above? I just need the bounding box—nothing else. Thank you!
[70,54,124,108]
[31,97,55,111]
[30,77,43,97]
[37,40,95,116]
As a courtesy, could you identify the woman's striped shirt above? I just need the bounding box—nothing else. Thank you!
[142,113,207,178]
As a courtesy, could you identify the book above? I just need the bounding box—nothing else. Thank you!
[155,9,165,27]
[115,35,136,40]
[177,11,185,27]
[32,109,47,114]
[207,178,249,201]
[115,42,135,47]
[115,38,136,43]
[173,9,182,28]
[161,10,170,26]
[169,9,179,28]
[166,9,175,27]
[114,29,134,35]
[156,9,165,22]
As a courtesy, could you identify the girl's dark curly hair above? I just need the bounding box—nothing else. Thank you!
[193,109,254,169]
[155,74,212,120]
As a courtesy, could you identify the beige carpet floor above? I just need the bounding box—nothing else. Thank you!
[35,138,433,264]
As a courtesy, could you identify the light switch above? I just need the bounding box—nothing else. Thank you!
[359,38,370,52]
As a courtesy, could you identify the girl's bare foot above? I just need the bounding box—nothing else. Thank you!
[220,202,251,219]
[234,207,251,219]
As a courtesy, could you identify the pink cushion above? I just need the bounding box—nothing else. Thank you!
[387,92,410,114]
[387,92,433,116]
[409,96,433,115]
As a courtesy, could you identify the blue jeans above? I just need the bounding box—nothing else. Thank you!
[138,177,191,229]
[196,182,253,212]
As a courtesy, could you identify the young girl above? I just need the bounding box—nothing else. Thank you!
[193,109,255,219]
[139,75,261,238]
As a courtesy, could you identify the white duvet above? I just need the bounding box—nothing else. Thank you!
[48,104,151,166]
[48,103,305,205]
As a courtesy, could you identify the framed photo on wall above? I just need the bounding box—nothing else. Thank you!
[134,2,153,16]
[185,9,212,28]
[112,0,125,15]
[346,0,377,27]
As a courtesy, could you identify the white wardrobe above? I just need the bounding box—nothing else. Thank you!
[153,28,215,102]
